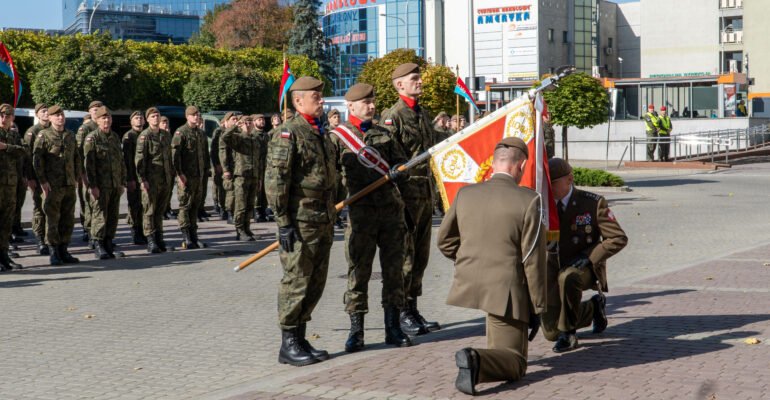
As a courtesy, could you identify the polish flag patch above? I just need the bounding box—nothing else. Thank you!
[280,130,291,139]
[384,119,393,126]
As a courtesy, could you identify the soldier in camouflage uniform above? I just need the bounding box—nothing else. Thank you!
[159,116,175,219]
[123,111,147,245]
[76,101,102,243]
[543,111,556,159]
[171,106,210,249]
[84,107,126,260]
[431,111,452,217]
[379,63,441,335]
[135,107,173,254]
[219,114,238,225]
[11,119,28,243]
[211,112,238,221]
[329,83,412,353]
[251,114,270,222]
[32,105,81,266]
[0,104,26,271]
[23,104,52,255]
[266,77,336,367]
[221,115,262,241]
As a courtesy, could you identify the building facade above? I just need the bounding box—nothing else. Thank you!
[62,0,230,44]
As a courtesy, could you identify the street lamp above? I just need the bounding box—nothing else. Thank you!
[88,0,105,34]
[380,13,408,49]
[618,57,623,78]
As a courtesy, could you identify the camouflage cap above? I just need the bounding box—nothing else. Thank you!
[145,107,160,118]
[35,103,48,114]
[495,137,529,159]
[391,63,420,80]
[130,110,142,120]
[48,105,64,116]
[344,83,374,102]
[185,105,200,116]
[88,100,104,110]
[289,76,324,92]
[94,106,111,119]
[0,103,13,115]
[548,157,573,181]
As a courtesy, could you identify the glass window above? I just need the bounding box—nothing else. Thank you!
[548,28,554,43]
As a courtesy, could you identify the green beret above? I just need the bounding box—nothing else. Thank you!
[289,76,324,92]
[344,83,375,101]
[48,105,64,116]
[88,100,103,110]
[391,63,420,80]
[130,110,142,120]
[35,103,48,114]
[94,106,111,119]
[548,158,573,181]
[0,103,13,115]
[185,105,200,116]
[145,107,160,118]
[327,109,340,118]
[495,137,529,159]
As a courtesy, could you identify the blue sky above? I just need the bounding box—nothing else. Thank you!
[0,0,639,31]
[0,0,63,30]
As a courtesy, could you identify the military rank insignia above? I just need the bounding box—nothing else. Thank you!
[575,212,592,226]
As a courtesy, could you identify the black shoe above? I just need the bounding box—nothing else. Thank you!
[191,229,207,248]
[214,205,221,215]
[132,229,148,245]
[226,214,234,225]
[82,232,90,243]
[105,239,123,258]
[13,224,28,237]
[344,313,365,353]
[552,331,579,353]
[298,323,329,361]
[180,229,198,250]
[170,209,178,217]
[278,328,319,367]
[146,235,162,254]
[409,299,441,332]
[163,211,172,220]
[38,239,50,255]
[58,245,80,264]
[93,241,110,260]
[220,211,229,221]
[236,229,255,242]
[9,235,23,244]
[384,306,412,347]
[256,208,268,223]
[454,348,480,396]
[155,232,167,253]
[400,309,428,336]
[8,250,20,258]
[334,217,345,229]
[592,293,608,334]
[0,251,22,271]
[201,209,211,218]
[49,245,63,266]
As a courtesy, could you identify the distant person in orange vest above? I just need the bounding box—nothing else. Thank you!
[643,104,660,161]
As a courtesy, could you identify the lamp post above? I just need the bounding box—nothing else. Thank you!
[618,57,623,78]
[88,0,105,34]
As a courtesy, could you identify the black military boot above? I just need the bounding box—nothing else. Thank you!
[409,299,441,332]
[220,210,229,221]
[256,207,268,223]
[58,245,80,264]
[37,237,50,255]
[214,204,221,215]
[12,223,28,237]
[385,306,412,347]
[131,228,147,245]
[105,238,123,258]
[344,313,365,353]
[552,331,579,353]
[81,231,90,243]
[592,293,608,334]
[191,228,207,248]
[146,235,161,254]
[93,241,110,260]
[49,245,63,266]
[400,306,428,336]
[155,232,167,252]
[1,250,22,271]
[180,229,197,250]
[236,229,255,242]
[278,328,319,367]
[298,323,329,361]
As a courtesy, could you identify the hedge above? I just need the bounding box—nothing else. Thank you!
[572,167,625,187]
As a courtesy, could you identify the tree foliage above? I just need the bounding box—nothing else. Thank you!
[289,0,334,79]
[0,31,324,111]
[208,0,293,50]
[188,3,229,47]
[357,49,465,117]
[183,65,270,113]
[31,34,136,110]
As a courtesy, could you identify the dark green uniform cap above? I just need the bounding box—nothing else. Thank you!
[94,106,111,119]
[48,105,64,116]
[344,83,375,101]
[0,103,13,115]
[548,157,573,181]
[145,107,160,118]
[495,136,529,159]
[88,100,104,110]
[391,63,420,80]
[289,76,324,92]
[185,105,200,116]
[35,103,48,114]
[130,110,142,120]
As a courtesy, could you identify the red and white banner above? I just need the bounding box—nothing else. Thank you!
[430,93,559,241]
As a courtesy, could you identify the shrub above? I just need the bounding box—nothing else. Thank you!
[572,167,624,187]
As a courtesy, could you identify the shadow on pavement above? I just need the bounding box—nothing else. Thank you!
[0,276,89,288]
[606,289,695,314]
[477,313,770,396]
[627,178,713,188]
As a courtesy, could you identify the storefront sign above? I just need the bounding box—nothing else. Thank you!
[648,72,710,78]
[331,32,367,45]
[325,0,377,15]
[476,5,532,25]
[474,0,538,84]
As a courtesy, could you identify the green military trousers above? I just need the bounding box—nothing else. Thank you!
[142,178,172,237]
[278,221,334,330]
[540,258,596,338]
[43,185,76,246]
[213,171,225,211]
[176,177,201,231]
[475,313,528,384]
[344,203,406,314]
[223,177,235,215]
[89,187,121,241]
[13,177,24,230]
[0,184,17,250]
[646,131,658,161]
[126,186,143,234]
[234,176,258,231]
[78,180,92,234]
[402,197,433,300]
[31,186,46,241]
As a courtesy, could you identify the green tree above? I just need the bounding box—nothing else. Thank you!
[188,3,229,47]
[422,63,467,118]
[289,0,334,80]
[540,73,609,160]
[31,34,137,110]
[183,65,270,113]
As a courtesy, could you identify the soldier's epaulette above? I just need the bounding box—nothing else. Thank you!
[580,191,601,201]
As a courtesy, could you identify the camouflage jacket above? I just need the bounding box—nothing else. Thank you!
[32,127,80,187]
[135,128,173,184]
[171,123,210,178]
[84,129,126,189]
[265,114,337,227]
[221,127,263,178]
[210,126,223,169]
[330,121,407,206]
[23,122,49,180]
[76,120,98,171]
[122,129,142,183]
[379,98,436,199]
[0,127,26,186]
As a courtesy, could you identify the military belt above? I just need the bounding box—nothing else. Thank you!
[294,187,333,200]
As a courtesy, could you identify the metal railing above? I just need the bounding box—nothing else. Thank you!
[629,124,770,163]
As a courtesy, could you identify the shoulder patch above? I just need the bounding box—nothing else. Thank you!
[86,136,94,142]
[26,132,33,137]
[280,130,291,139]
[384,119,393,126]
[580,191,601,201]
[37,133,43,138]
[175,131,182,136]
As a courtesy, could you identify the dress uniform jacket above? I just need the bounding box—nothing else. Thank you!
[558,188,628,292]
